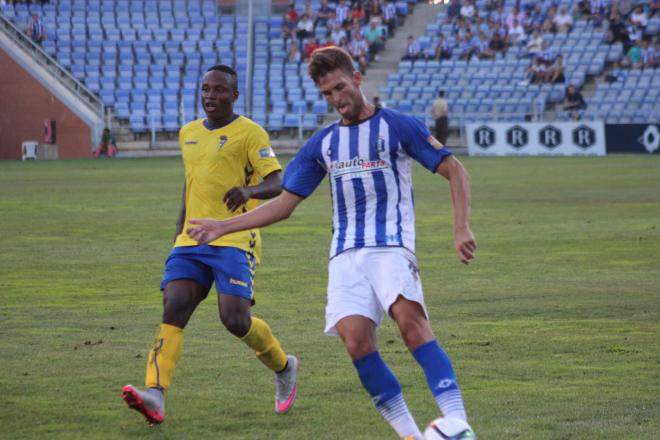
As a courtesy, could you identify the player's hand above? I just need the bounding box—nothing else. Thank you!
[454,227,477,264]
[223,186,252,212]
[187,219,226,244]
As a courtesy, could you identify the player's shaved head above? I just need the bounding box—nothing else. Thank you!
[206,64,238,91]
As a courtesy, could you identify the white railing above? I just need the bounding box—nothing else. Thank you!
[0,13,105,120]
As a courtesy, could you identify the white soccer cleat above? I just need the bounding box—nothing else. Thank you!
[121,384,165,425]
[423,417,476,439]
[274,355,299,414]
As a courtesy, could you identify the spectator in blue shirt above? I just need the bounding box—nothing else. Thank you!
[446,0,462,24]
[26,13,46,46]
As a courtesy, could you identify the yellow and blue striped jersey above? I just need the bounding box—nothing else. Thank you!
[174,115,282,262]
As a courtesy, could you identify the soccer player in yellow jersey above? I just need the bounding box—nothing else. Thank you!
[121,65,299,425]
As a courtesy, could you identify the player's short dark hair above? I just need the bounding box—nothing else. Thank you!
[206,64,238,91]
[308,46,355,84]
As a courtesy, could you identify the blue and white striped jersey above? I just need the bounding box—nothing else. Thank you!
[283,107,452,259]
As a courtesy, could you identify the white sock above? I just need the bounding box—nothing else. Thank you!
[435,389,467,421]
[376,393,423,439]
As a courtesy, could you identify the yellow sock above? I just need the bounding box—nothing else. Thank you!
[241,317,287,372]
[145,323,183,391]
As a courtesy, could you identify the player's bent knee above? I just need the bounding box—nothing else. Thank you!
[220,311,251,337]
[343,337,376,360]
[398,320,433,350]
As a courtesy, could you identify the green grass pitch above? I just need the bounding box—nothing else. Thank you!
[0,155,658,439]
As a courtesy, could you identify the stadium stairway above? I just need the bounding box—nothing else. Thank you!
[0,12,106,149]
[360,2,441,103]
[357,2,465,151]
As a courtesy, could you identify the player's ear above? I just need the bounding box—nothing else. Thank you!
[232,89,239,102]
[353,70,362,86]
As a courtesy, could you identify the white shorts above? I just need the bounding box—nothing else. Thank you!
[324,247,428,336]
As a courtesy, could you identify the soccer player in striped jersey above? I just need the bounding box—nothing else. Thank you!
[121,65,298,425]
[187,48,476,439]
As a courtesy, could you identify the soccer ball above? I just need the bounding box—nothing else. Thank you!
[423,417,476,439]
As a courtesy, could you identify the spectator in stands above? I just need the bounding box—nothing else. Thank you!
[474,15,490,36]
[365,0,383,25]
[315,0,333,28]
[507,19,525,45]
[330,22,347,47]
[432,32,452,60]
[526,29,544,57]
[373,96,384,109]
[490,4,507,27]
[94,128,118,158]
[282,14,296,41]
[446,0,462,24]
[302,1,316,23]
[626,18,643,44]
[529,3,546,30]
[484,0,499,13]
[335,0,351,26]
[541,5,557,32]
[349,32,370,73]
[547,54,565,83]
[382,0,399,35]
[608,10,631,49]
[554,6,573,32]
[488,24,509,56]
[287,39,302,63]
[296,13,315,42]
[286,3,298,24]
[528,57,547,83]
[613,0,635,18]
[620,39,643,68]
[401,35,422,61]
[563,84,587,120]
[476,31,496,59]
[458,31,478,60]
[303,37,321,61]
[325,9,339,31]
[431,90,449,145]
[630,5,648,28]
[506,6,525,31]
[651,0,660,17]
[576,0,592,20]
[589,0,608,27]
[364,19,385,60]
[460,0,477,22]
[26,12,46,46]
[537,40,556,65]
[350,2,366,25]
[640,37,656,68]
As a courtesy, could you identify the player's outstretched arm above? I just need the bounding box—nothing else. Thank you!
[187,190,304,244]
[224,170,283,212]
[436,156,477,264]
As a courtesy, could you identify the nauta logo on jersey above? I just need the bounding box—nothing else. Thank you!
[218,135,228,149]
[329,157,389,177]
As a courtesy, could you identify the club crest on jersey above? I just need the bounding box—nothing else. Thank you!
[427,135,445,150]
[376,136,386,153]
[218,135,228,150]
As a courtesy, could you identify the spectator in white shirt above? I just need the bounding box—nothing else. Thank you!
[526,30,544,56]
[508,19,525,45]
[630,5,648,28]
[296,13,315,41]
[554,6,573,33]
[460,0,476,21]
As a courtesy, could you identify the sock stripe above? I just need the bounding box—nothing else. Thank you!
[376,394,410,421]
